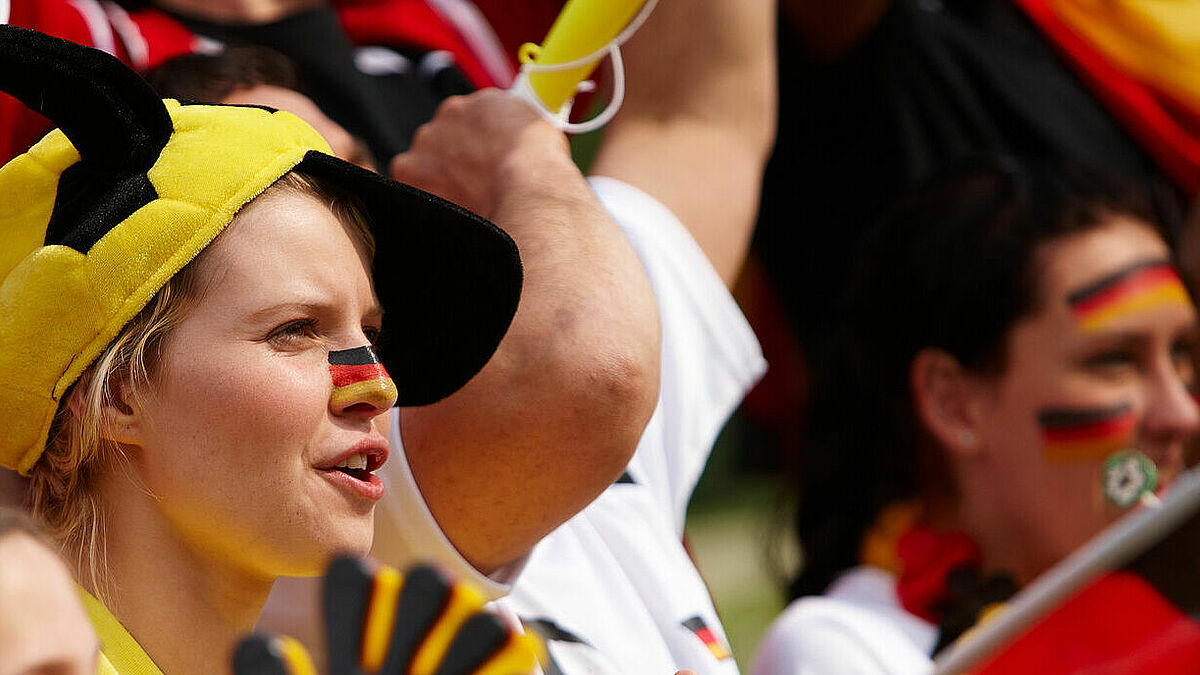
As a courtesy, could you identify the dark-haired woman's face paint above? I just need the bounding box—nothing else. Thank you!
[948,216,1200,583]
[329,345,398,410]
[1067,260,1190,333]
[1036,403,1135,463]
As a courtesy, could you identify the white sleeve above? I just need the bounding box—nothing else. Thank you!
[752,597,936,675]
[372,412,525,601]
[588,176,767,533]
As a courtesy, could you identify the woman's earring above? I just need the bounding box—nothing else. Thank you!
[958,429,977,447]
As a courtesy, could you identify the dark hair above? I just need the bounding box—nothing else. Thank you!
[789,157,1179,600]
[143,46,303,103]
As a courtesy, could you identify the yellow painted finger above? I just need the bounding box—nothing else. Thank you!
[411,581,487,675]
[471,633,543,675]
[362,565,404,672]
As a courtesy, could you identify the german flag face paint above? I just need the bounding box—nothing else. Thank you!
[329,346,398,410]
[1067,260,1190,333]
[1038,403,1136,463]
[682,616,732,661]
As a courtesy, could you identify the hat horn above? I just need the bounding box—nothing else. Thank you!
[0,25,171,172]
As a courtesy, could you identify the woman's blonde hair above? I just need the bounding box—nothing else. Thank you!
[26,170,374,598]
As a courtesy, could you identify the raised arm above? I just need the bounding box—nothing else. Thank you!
[386,89,661,573]
[589,0,778,287]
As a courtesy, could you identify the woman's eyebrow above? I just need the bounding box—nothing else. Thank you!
[244,301,328,322]
[244,300,384,323]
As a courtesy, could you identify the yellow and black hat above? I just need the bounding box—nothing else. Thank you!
[0,26,523,474]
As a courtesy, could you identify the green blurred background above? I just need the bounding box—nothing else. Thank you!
[685,418,798,671]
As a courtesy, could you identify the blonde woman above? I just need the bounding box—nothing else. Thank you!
[0,26,522,674]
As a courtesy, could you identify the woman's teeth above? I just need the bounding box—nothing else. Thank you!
[335,453,369,471]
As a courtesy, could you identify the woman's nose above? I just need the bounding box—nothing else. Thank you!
[328,345,398,414]
[1142,366,1200,443]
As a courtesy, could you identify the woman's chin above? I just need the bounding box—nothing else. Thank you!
[276,520,375,577]
[320,519,375,562]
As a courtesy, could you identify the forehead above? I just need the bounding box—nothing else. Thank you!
[195,187,375,302]
[1036,215,1171,304]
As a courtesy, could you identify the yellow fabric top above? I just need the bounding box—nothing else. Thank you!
[76,588,164,675]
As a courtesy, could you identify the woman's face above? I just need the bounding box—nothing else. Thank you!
[968,215,1199,578]
[126,186,393,579]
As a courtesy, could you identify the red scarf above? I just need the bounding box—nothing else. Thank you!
[894,523,983,623]
[859,502,983,623]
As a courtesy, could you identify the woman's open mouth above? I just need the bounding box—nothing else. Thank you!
[319,447,387,501]
[332,452,374,481]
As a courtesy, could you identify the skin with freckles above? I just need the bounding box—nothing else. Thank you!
[92,186,393,674]
[116,187,391,577]
[939,216,1200,584]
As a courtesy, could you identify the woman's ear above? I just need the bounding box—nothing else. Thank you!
[83,380,144,447]
[911,348,984,457]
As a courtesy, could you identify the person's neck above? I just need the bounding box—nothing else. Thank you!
[933,478,1045,587]
[82,475,274,675]
[151,0,324,25]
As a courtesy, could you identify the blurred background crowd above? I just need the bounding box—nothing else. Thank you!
[3,0,1200,673]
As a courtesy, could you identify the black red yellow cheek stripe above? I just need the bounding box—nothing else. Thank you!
[682,616,732,661]
[1067,260,1190,332]
[329,345,398,409]
[1037,403,1135,463]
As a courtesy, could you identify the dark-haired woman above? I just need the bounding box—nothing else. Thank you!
[753,159,1200,673]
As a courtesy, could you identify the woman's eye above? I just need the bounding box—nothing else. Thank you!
[1171,340,1196,383]
[1086,350,1137,371]
[1171,340,1195,362]
[268,319,318,347]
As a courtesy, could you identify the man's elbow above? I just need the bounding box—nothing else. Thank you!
[574,341,661,469]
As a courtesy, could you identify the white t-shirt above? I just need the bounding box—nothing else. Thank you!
[493,177,766,674]
[371,176,764,673]
[751,567,936,675]
[374,176,765,673]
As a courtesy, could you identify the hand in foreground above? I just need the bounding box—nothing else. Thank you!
[233,556,541,675]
